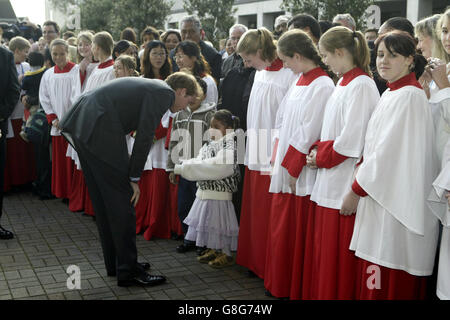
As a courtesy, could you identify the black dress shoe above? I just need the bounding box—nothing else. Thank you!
[117,272,166,287]
[176,243,196,253]
[0,226,14,240]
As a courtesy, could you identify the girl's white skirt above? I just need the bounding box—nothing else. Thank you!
[184,198,239,252]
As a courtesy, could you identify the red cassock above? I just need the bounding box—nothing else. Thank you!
[51,135,74,199]
[142,169,172,240]
[236,168,273,279]
[4,119,36,191]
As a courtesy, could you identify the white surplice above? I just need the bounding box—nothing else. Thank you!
[269,74,335,196]
[310,74,380,209]
[245,67,297,172]
[350,85,440,276]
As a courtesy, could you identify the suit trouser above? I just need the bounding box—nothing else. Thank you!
[0,125,6,221]
[31,129,52,197]
[73,139,139,281]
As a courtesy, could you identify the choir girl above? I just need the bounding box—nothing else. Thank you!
[175,110,240,268]
[305,26,380,299]
[264,29,335,299]
[234,27,297,279]
[347,31,440,300]
[173,40,218,105]
[39,39,78,200]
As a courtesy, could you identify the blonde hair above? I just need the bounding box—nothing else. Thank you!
[93,31,114,56]
[50,39,69,52]
[415,14,448,61]
[76,31,94,63]
[319,26,372,76]
[236,27,277,62]
[9,36,31,52]
[436,8,450,63]
[115,54,139,77]
[165,71,200,97]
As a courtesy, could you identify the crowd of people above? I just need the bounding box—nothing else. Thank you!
[0,8,449,299]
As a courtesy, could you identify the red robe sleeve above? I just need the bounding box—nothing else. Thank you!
[281,145,307,178]
[315,140,349,169]
[46,113,57,124]
[352,179,368,197]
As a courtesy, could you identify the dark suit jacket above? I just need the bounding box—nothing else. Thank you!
[0,46,20,134]
[60,77,175,181]
[170,40,222,83]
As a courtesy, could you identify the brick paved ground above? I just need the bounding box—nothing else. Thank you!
[0,190,274,301]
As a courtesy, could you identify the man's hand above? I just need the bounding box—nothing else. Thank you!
[130,181,140,207]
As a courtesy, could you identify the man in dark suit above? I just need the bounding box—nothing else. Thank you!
[60,73,199,287]
[0,30,21,240]
[170,15,222,83]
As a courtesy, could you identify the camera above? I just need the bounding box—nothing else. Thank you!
[0,20,41,41]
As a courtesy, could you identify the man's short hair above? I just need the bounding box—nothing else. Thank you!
[28,51,44,67]
[229,24,248,36]
[180,15,202,32]
[332,13,356,31]
[9,36,31,52]
[43,20,60,34]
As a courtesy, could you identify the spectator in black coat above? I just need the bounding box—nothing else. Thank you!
[0,30,21,239]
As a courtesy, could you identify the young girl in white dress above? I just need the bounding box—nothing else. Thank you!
[175,109,240,268]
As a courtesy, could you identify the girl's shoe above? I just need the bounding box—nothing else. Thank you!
[197,249,218,263]
[208,253,235,269]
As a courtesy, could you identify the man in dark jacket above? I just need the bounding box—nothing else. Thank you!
[60,73,199,287]
[170,15,222,83]
[0,32,21,240]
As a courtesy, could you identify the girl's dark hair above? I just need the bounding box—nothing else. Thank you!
[278,29,335,78]
[382,17,415,38]
[120,27,137,44]
[287,14,321,41]
[175,40,212,78]
[141,40,172,80]
[213,109,240,130]
[375,31,427,79]
[113,40,131,59]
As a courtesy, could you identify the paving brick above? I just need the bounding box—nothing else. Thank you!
[2,191,273,301]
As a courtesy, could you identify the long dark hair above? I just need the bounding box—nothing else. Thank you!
[175,40,211,78]
[375,31,427,79]
[141,40,172,80]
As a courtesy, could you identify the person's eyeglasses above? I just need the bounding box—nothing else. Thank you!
[43,31,56,35]
[150,52,167,57]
